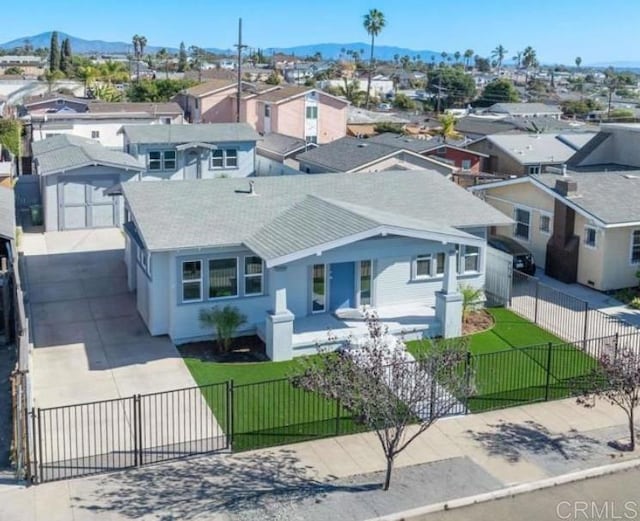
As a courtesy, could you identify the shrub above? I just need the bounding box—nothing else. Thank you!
[199,305,247,353]
[459,284,484,323]
[630,297,640,310]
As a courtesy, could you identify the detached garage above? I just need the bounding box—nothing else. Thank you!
[32,135,144,231]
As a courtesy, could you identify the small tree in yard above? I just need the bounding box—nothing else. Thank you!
[199,305,247,353]
[460,284,484,323]
[295,312,472,490]
[577,346,640,451]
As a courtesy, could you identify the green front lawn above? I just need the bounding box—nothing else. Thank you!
[407,308,597,412]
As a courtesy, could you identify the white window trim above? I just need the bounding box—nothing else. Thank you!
[460,245,481,274]
[412,254,434,281]
[514,206,532,242]
[137,248,152,278]
[244,256,264,297]
[181,260,203,303]
[527,165,541,175]
[311,264,327,314]
[584,225,598,250]
[539,211,552,236]
[630,230,640,265]
[210,148,239,170]
[208,257,240,300]
[356,259,373,307]
[148,149,177,171]
[306,105,318,119]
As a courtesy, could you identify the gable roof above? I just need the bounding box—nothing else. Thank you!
[256,132,308,158]
[0,186,15,241]
[32,134,144,175]
[488,102,562,115]
[296,136,455,173]
[120,123,260,144]
[455,116,519,136]
[254,86,348,106]
[183,80,237,97]
[472,170,640,227]
[87,102,183,116]
[122,170,512,257]
[482,133,593,165]
[366,133,432,153]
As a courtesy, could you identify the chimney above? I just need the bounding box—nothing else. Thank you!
[248,180,256,195]
[562,164,567,176]
[555,178,577,196]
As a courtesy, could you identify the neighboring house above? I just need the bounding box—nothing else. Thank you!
[120,170,512,359]
[20,94,90,115]
[0,55,45,76]
[366,133,488,173]
[255,132,310,176]
[176,82,348,145]
[0,186,15,344]
[455,116,519,141]
[471,170,640,291]
[32,135,145,232]
[467,132,596,176]
[296,136,456,176]
[120,123,260,180]
[27,102,185,148]
[487,103,563,119]
[566,123,640,170]
[346,107,411,137]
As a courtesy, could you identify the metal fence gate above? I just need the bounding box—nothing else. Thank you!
[484,246,513,306]
[32,383,229,483]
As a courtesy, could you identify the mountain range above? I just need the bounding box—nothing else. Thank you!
[0,31,442,62]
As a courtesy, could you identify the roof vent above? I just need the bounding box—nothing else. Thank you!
[357,143,368,148]
[555,178,577,196]
[248,180,257,196]
[526,144,533,150]
[562,164,568,176]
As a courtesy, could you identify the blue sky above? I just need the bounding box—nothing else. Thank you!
[4,0,638,65]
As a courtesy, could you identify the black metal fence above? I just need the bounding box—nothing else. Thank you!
[510,270,640,343]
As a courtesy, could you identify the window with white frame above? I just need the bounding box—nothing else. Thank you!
[137,248,151,277]
[435,252,446,276]
[306,106,318,119]
[148,150,176,171]
[413,254,432,280]
[244,256,263,296]
[209,258,238,299]
[514,207,531,240]
[539,213,552,235]
[91,130,100,139]
[461,159,472,170]
[584,226,597,249]
[211,149,239,169]
[528,165,541,175]
[461,246,480,273]
[631,230,640,264]
[182,260,202,302]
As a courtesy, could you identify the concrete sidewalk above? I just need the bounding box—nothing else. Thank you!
[0,397,637,520]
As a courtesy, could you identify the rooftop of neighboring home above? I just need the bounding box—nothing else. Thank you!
[32,134,144,175]
[487,102,562,115]
[122,170,512,259]
[567,123,640,170]
[87,102,183,116]
[454,115,520,137]
[296,136,453,173]
[477,132,597,165]
[347,107,411,125]
[366,133,479,154]
[256,132,309,158]
[119,123,261,145]
[472,169,640,227]
[183,79,239,97]
[0,186,15,241]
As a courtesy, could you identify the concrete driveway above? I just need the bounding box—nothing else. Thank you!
[23,229,201,408]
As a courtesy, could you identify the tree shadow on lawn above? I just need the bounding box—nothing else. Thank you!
[71,448,378,520]
[466,420,600,463]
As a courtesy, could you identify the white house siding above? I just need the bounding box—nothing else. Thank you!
[130,142,256,180]
[147,252,171,335]
[136,263,151,327]
[255,154,303,177]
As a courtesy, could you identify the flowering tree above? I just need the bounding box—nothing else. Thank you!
[577,346,640,451]
[295,312,472,490]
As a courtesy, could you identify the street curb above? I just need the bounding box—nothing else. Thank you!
[367,457,640,521]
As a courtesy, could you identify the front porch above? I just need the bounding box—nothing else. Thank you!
[290,303,440,354]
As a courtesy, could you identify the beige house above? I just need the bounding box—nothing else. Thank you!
[471,171,640,291]
[175,83,348,145]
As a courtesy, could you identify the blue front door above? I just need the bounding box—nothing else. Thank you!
[329,262,355,310]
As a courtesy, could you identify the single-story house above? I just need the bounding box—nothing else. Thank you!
[296,137,456,176]
[255,132,311,176]
[486,102,563,119]
[121,170,512,360]
[32,135,145,231]
[467,132,596,176]
[120,123,261,180]
[471,170,640,291]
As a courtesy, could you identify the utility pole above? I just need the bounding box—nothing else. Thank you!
[436,71,443,114]
[234,18,248,123]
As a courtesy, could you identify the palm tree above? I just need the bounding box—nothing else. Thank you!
[440,51,448,64]
[463,49,474,70]
[512,51,523,69]
[339,78,366,107]
[522,46,537,70]
[438,113,461,144]
[132,34,148,81]
[491,44,508,73]
[363,8,386,108]
[77,64,98,97]
[157,48,170,79]
[454,51,461,63]
[575,56,582,69]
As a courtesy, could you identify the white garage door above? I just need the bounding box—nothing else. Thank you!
[60,176,118,230]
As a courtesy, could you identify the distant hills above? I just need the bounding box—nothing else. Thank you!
[0,32,441,61]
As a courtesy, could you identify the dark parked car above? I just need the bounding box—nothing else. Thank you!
[487,235,536,276]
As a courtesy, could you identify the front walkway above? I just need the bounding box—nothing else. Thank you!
[1,397,635,520]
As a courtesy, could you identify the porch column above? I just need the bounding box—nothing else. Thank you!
[435,248,463,338]
[265,266,294,361]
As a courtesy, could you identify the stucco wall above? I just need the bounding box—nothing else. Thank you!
[316,93,347,144]
[600,226,640,290]
[199,88,236,123]
[274,97,305,140]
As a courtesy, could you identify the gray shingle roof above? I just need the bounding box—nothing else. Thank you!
[366,133,432,153]
[489,103,562,115]
[121,123,260,145]
[0,186,15,241]
[535,171,640,225]
[257,133,308,157]
[122,169,513,254]
[484,133,592,165]
[33,134,144,175]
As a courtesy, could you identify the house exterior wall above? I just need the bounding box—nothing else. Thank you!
[141,235,486,344]
[424,148,484,172]
[200,90,235,123]
[255,154,303,176]
[481,183,555,268]
[600,226,640,290]
[574,212,606,290]
[467,140,526,176]
[128,141,256,179]
[273,97,306,140]
[316,93,347,144]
